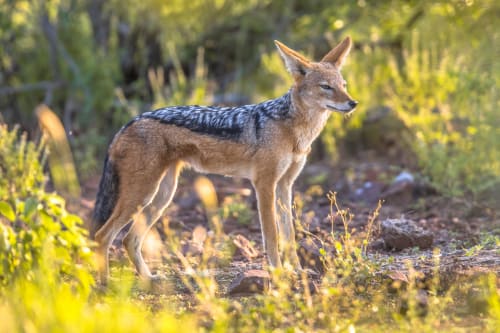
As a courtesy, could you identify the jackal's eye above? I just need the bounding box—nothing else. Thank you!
[319,84,333,91]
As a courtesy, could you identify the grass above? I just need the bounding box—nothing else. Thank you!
[1,189,498,332]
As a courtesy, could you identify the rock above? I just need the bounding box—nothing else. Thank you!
[181,225,207,256]
[381,171,415,206]
[176,193,200,210]
[291,278,321,295]
[398,289,429,317]
[181,241,204,257]
[381,218,434,250]
[394,171,415,183]
[297,238,333,273]
[382,181,414,206]
[228,270,270,295]
[351,181,385,204]
[232,234,260,261]
[368,238,386,251]
[386,270,409,294]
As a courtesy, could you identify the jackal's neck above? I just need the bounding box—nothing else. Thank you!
[288,87,329,122]
[288,87,332,151]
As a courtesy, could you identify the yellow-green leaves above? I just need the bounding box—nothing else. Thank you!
[0,202,15,222]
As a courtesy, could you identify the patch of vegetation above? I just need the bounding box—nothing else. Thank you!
[0,125,93,291]
[219,195,253,226]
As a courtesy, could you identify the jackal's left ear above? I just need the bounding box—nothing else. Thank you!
[321,36,352,69]
[274,40,312,77]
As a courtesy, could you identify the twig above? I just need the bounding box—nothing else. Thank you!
[39,5,91,131]
[0,81,63,95]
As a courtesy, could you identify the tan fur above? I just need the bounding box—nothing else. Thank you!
[94,37,356,283]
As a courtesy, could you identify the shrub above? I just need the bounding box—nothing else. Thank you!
[0,124,93,292]
[384,34,500,197]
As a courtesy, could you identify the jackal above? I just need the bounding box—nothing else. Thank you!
[91,37,357,283]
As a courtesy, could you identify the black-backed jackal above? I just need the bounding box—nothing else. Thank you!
[91,37,357,283]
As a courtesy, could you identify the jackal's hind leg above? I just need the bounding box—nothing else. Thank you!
[123,163,181,280]
[95,210,130,284]
[95,203,152,285]
[94,162,171,284]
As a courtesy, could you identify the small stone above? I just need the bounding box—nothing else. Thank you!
[394,171,415,183]
[181,225,207,256]
[232,234,260,261]
[381,218,434,250]
[352,181,385,204]
[381,172,415,206]
[368,238,386,251]
[176,194,200,210]
[228,270,270,295]
[398,289,429,317]
[181,241,203,257]
[297,238,333,273]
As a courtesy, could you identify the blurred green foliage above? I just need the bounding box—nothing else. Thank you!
[1,0,498,194]
[0,125,45,200]
[0,125,93,291]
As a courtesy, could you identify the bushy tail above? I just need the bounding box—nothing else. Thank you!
[90,155,119,239]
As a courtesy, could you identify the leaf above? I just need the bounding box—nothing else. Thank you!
[61,214,83,229]
[334,241,343,253]
[0,201,16,222]
[23,197,39,219]
[45,193,65,208]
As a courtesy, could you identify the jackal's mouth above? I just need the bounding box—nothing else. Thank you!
[326,104,355,113]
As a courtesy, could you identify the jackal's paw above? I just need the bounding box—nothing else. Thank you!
[282,260,303,273]
[140,273,166,282]
[94,275,119,292]
[137,273,169,292]
[150,273,166,281]
[294,267,320,279]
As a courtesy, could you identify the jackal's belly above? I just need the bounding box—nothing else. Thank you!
[186,158,253,178]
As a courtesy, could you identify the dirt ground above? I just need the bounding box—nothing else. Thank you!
[75,155,500,296]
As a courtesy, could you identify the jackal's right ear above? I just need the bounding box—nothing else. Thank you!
[274,40,312,77]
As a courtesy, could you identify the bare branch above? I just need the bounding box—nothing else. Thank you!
[0,81,63,96]
[39,5,91,133]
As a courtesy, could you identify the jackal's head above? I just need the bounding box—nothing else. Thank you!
[275,37,357,114]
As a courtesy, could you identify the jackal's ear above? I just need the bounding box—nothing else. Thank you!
[274,40,312,77]
[321,36,352,69]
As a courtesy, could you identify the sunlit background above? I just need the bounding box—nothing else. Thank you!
[1,0,498,197]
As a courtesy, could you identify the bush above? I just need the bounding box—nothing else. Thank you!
[0,124,93,292]
[383,33,499,197]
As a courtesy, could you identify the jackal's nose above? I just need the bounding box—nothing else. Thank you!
[348,100,358,108]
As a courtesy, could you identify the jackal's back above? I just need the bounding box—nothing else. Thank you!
[123,92,293,141]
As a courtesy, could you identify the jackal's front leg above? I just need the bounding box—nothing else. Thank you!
[276,157,306,269]
[253,179,282,269]
[276,184,301,269]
